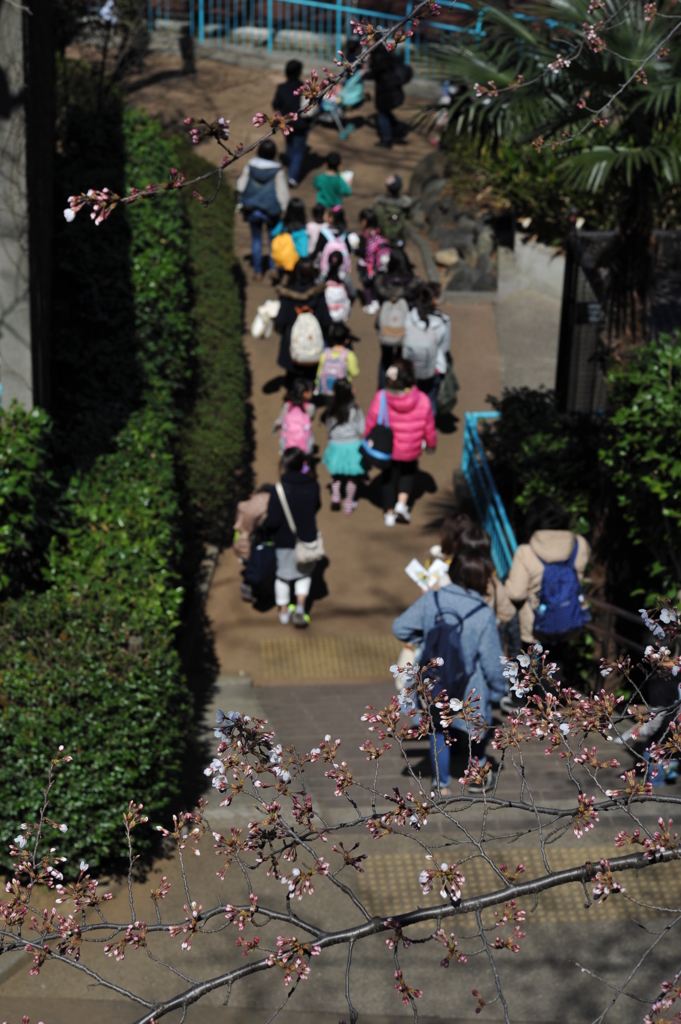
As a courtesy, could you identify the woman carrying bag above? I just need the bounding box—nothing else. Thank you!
[263,447,323,628]
[363,358,436,527]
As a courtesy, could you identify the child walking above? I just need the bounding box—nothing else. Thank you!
[315,323,359,404]
[273,378,316,454]
[306,203,325,254]
[323,250,352,324]
[312,151,353,209]
[322,378,365,514]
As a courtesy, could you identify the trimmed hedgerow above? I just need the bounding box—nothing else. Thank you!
[0,86,194,869]
[174,142,249,537]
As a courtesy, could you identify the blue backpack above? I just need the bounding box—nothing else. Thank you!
[241,165,281,220]
[533,540,590,638]
[421,591,485,703]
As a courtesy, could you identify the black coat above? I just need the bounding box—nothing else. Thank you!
[275,283,332,372]
[368,48,404,113]
[264,472,321,548]
[273,79,309,136]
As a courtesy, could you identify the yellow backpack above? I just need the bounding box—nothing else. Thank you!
[271,232,299,272]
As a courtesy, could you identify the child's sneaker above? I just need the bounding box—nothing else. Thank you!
[279,605,294,625]
[384,511,396,527]
[342,498,357,515]
[331,500,341,512]
[292,607,310,628]
[394,501,411,523]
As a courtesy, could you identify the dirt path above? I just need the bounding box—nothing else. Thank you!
[120,52,502,687]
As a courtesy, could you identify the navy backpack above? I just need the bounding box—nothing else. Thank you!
[533,540,590,638]
[421,591,485,705]
[241,165,281,221]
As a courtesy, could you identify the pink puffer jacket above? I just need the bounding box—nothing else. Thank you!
[365,387,436,462]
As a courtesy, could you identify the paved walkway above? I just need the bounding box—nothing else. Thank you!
[6,53,674,1024]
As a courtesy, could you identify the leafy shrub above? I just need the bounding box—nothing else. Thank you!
[174,143,249,537]
[0,79,194,869]
[600,331,681,600]
[482,388,601,539]
[0,404,55,597]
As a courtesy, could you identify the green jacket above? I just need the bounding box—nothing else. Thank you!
[313,172,352,209]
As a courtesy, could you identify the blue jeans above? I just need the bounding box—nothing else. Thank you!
[285,132,308,184]
[248,211,273,273]
[430,731,487,788]
[376,110,399,144]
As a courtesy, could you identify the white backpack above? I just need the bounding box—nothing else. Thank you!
[402,311,440,380]
[324,281,351,323]
[290,309,324,365]
[378,297,408,347]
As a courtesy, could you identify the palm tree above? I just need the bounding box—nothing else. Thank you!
[442,0,681,340]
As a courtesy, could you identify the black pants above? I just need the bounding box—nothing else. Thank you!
[377,345,402,388]
[381,459,417,510]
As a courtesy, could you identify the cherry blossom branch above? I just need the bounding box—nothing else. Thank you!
[63,0,439,226]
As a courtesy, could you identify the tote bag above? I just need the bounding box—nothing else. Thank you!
[274,483,325,566]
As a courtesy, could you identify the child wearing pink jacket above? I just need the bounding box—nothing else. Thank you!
[364,358,436,527]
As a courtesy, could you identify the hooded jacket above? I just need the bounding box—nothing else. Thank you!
[235,158,290,220]
[504,530,591,643]
[365,386,436,462]
[274,282,332,372]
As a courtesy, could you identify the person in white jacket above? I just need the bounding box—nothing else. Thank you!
[401,283,451,416]
[236,140,290,279]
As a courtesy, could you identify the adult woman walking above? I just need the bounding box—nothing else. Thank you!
[364,358,436,526]
[274,258,332,385]
[402,283,451,417]
[392,550,507,795]
[263,447,321,629]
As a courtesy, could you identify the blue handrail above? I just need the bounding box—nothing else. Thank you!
[461,412,518,579]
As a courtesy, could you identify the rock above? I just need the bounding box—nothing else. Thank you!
[431,226,476,255]
[474,253,496,290]
[476,225,496,256]
[410,199,426,228]
[422,177,447,206]
[435,248,460,267]
[446,262,480,291]
[409,150,448,198]
[456,214,478,232]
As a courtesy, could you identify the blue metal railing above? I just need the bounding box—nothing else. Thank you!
[461,411,518,579]
[145,0,484,80]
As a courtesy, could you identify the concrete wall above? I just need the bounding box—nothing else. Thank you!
[0,1,32,409]
[0,0,53,411]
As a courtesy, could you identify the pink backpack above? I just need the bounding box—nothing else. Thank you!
[324,280,351,323]
[281,403,313,453]
[317,348,350,396]
[365,232,391,279]
[319,236,351,279]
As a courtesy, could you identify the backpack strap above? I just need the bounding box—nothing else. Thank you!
[275,482,298,540]
[568,538,579,568]
[378,390,390,428]
[433,589,486,628]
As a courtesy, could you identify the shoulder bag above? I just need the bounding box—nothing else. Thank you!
[275,483,325,567]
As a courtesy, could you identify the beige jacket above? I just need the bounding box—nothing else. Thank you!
[232,491,270,561]
[504,530,591,643]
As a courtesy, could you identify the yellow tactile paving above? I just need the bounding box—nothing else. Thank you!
[260,635,402,679]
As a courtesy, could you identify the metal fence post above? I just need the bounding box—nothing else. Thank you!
[198,0,205,43]
[267,0,273,53]
[405,0,413,65]
[335,0,343,58]
[147,0,154,34]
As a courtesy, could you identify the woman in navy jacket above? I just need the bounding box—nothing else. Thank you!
[264,447,321,628]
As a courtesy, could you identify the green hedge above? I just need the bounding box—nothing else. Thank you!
[0,404,55,597]
[0,89,193,869]
[600,331,681,601]
[174,143,248,536]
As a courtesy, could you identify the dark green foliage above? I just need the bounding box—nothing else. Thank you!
[0,70,194,870]
[482,388,601,540]
[600,331,681,600]
[0,404,56,597]
[174,143,249,537]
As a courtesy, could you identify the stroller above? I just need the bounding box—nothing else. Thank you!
[318,70,365,140]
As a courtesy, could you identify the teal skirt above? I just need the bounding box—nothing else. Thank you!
[322,440,365,477]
